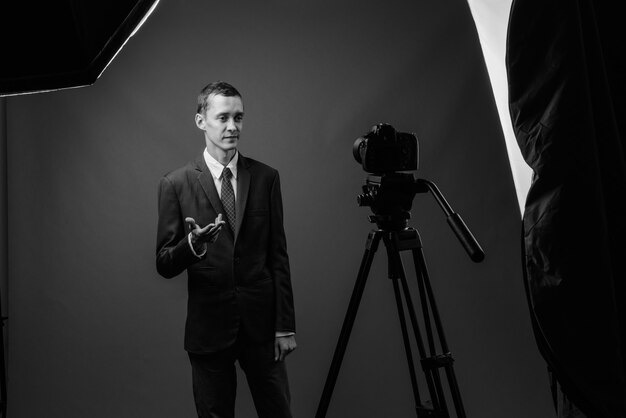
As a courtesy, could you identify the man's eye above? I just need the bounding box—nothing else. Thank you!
[235,116,243,122]
[219,116,228,122]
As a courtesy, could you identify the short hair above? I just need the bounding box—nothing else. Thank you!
[196,81,242,114]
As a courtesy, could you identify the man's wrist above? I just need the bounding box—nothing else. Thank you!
[275,331,295,338]
[188,232,207,258]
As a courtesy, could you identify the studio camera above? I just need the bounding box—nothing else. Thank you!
[352,123,418,174]
[353,123,421,229]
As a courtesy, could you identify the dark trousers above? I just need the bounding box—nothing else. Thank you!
[188,338,292,418]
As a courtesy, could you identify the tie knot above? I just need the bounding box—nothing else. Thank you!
[221,167,232,180]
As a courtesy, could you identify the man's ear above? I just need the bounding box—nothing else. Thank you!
[194,113,205,130]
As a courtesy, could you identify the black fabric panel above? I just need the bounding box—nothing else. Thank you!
[507,0,626,416]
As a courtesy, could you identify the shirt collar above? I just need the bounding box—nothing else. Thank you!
[203,148,238,180]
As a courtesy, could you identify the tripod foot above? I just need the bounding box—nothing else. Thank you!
[417,400,447,418]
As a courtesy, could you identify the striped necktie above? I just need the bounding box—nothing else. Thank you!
[220,167,236,233]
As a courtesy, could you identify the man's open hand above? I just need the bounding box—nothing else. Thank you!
[186,214,225,246]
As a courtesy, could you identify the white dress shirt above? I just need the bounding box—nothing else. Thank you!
[203,148,238,200]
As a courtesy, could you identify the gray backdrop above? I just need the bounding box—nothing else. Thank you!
[4,0,554,416]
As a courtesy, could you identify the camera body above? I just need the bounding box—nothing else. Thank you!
[353,123,418,174]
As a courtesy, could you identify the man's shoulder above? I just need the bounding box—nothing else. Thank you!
[241,155,278,176]
[161,158,201,184]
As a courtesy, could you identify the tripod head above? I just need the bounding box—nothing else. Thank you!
[356,173,421,231]
[357,173,485,262]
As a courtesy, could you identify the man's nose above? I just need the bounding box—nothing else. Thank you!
[226,119,237,131]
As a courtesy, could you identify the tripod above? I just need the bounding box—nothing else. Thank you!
[316,178,483,418]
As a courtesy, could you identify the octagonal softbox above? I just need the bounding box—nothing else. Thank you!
[0,0,159,96]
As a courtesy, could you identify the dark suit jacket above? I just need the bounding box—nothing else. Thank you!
[156,153,295,354]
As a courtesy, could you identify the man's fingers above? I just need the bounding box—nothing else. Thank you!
[274,337,296,362]
[185,215,225,244]
[279,343,285,362]
[208,220,226,233]
[209,221,224,231]
[185,217,198,230]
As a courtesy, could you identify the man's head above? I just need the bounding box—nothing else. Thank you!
[196,81,242,115]
[195,81,244,161]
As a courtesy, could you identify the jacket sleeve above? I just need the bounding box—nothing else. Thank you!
[268,171,296,333]
[156,176,203,278]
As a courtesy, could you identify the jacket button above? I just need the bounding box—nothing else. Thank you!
[234,257,240,264]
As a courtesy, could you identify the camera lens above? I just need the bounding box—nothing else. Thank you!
[353,137,365,164]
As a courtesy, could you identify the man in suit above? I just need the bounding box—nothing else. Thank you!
[156,81,296,418]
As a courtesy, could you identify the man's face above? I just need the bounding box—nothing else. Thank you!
[195,94,244,155]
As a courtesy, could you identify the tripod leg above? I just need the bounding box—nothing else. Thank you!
[384,236,423,415]
[412,247,466,418]
[387,233,450,417]
[397,264,444,415]
[413,260,450,418]
[316,230,383,418]
[390,271,423,411]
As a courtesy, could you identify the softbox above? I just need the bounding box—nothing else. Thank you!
[0,0,159,96]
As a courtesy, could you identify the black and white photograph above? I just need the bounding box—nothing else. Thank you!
[1,0,624,417]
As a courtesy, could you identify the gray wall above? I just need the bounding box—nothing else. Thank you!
[4,0,554,416]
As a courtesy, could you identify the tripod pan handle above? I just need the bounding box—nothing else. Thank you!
[447,213,485,262]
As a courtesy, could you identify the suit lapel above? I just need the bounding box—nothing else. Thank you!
[194,155,234,239]
[235,154,250,243]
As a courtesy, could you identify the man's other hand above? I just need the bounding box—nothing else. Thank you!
[274,335,297,362]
